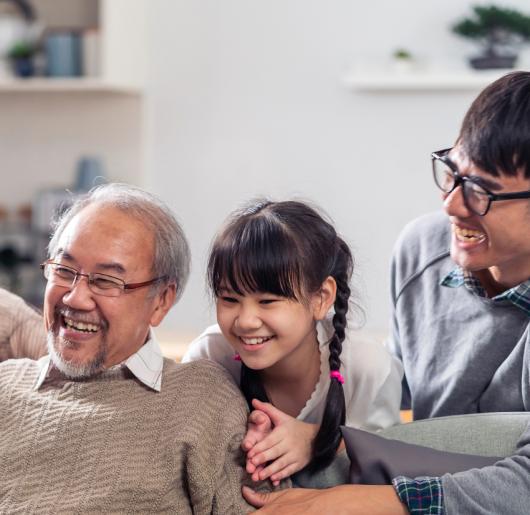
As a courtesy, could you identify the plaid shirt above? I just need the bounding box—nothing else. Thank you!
[393,476,444,514]
[441,267,530,316]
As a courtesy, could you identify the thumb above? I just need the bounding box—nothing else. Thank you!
[251,399,288,426]
[242,486,279,508]
[248,409,271,429]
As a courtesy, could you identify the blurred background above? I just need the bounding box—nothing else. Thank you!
[1,0,529,346]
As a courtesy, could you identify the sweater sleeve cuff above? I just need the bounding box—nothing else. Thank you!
[392,476,444,514]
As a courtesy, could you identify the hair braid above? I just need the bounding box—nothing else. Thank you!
[307,239,352,472]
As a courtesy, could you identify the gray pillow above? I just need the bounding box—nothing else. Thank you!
[342,425,501,485]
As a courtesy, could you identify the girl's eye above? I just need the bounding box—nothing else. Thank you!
[259,298,279,305]
[220,296,238,304]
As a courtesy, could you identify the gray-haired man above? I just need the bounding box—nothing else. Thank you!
[0,183,272,514]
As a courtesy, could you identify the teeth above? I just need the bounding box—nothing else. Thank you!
[454,225,485,242]
[240,336,272,345]
[64,317,99,333]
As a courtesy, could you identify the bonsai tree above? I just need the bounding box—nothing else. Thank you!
[452,5,530,69]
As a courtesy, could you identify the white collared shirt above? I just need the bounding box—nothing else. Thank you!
[34,331,164,392]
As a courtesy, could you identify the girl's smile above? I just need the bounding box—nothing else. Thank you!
[217,289,321,373]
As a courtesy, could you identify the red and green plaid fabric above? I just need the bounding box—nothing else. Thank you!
[393,476,444,514]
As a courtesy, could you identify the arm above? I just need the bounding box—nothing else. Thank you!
[243,485,407,514]
[0,288,46,360]
[243,399,318,484]
[186,366,280,514]
[440,422,530,515]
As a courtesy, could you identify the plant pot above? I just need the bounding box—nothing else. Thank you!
[11,56,34,77]
[469,55,517,70]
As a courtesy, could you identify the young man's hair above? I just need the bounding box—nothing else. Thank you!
[458,71,530,178]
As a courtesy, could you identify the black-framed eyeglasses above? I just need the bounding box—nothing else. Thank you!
[41,261,167,298]
[431,147,530,216]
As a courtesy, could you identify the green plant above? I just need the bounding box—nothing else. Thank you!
[8,41,35,60]
[393,48,412,60]
[452,5,530,57]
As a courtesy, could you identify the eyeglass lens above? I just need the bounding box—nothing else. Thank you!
[432,158,490,215]
[43,263,124,297]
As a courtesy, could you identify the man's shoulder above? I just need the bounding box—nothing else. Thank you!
[396,211,450,256]
[391,212,452,292]
[162,358,242,398]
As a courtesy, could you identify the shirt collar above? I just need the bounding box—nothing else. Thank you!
[441,267,530,316]
[34,331,164,392]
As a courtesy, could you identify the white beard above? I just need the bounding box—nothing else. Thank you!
[47,331,107,379]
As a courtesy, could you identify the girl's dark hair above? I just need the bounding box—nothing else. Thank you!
[458,71,530,178]
[208,199,354,472]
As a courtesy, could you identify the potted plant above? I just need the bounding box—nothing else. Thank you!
[391,48,416,72]
[8,40,36,77]
[452,5,530,69]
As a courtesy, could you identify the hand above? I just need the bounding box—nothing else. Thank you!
[242,408,273,480]
[245,399,318,484]
[242,485,408,514]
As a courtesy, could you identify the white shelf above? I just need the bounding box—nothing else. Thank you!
[0,78,142,94]
[345,68,528,92]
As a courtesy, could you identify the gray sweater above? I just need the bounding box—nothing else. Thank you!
[387,211,530,418]
[0,357,267,514]
[387,212,530,514]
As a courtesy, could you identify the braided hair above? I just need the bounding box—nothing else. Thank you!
[208,199,354,472]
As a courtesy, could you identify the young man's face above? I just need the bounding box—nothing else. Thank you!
[443,145,530,290]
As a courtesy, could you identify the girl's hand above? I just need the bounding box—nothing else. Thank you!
[245,399,319,485]
[242,408,272,479]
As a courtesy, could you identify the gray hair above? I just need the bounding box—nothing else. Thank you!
[48,183,191,303]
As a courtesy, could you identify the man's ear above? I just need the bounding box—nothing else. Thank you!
[312,276,337,321]
[149,283,177,327]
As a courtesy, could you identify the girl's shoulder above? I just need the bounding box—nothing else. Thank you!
[181,324,241,385]
[317,317,396,378]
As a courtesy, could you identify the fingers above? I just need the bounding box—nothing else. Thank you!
[242,486,282,508]
[242,410,273,451]
[251,399,288,426]
[247,434,284,463]
[255,455,299,483]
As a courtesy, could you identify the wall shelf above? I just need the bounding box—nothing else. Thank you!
[345,68,528,92]
[0,78,142,94]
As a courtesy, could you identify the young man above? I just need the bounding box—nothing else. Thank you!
[245,72,530,514]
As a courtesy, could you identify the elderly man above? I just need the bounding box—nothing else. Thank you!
[244,72,530,514]
[0,183,273,514]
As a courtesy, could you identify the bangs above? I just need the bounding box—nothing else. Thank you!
[208,215,303,300]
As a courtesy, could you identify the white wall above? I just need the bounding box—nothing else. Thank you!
[145,0,530,336]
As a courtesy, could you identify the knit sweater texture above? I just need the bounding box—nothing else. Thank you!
[0,288,46,361]
[0,357,260,514]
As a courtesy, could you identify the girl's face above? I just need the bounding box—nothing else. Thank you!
[216,285,333,372]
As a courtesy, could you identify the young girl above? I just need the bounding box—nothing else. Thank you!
[182,199,402,483]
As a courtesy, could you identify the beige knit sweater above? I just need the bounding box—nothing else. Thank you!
[0,357,265,514]
[0,288,46,361]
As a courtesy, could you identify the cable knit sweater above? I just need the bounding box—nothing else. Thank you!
[0,357,262,514]
[0,288,46,361]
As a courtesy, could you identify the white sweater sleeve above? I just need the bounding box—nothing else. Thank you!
[343,337,403,431]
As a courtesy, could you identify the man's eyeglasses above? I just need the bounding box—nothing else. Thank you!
[41,261,167,298]
[432,148,530,216]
